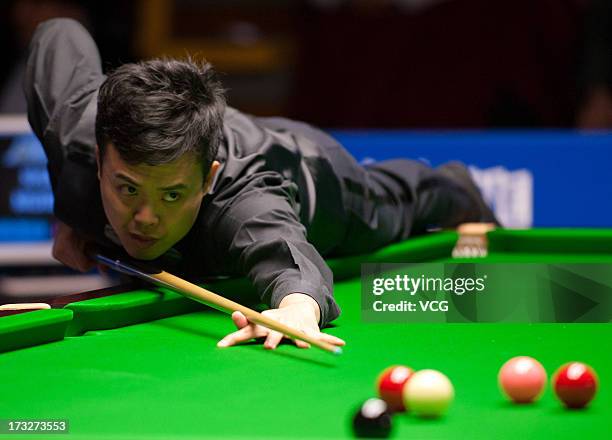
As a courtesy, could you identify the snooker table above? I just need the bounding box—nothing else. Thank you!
[1,228,611,439]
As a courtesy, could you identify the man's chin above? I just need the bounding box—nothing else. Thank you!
[123,245,166,261]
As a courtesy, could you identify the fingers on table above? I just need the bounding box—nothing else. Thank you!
[216,311,253,346]
[231,311,249,329]
[263,330,285,350]
[319,333,346,346]
[282,329,346,350]
[217,324,262,347]
[218,311,346,350]
[294,337,311,349]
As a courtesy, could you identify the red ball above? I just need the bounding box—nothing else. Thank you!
[376,365,414,412]
[553,362,598,409]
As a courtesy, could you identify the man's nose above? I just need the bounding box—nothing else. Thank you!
[134,204,159,229]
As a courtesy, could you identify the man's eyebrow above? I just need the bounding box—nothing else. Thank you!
[114,173,139,186]
[159,183,188,191]
[114,173,188,191]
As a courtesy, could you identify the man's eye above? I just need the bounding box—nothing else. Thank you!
[120,185,137,196]
[163,191,181,202]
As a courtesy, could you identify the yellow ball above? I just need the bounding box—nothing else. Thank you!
[403,369,454,417]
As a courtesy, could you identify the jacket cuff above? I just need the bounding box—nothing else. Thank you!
[269,280,341,328]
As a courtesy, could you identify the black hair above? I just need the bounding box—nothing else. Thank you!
[95,58,226,179]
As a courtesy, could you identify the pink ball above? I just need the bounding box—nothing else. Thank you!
[498,356,547,403]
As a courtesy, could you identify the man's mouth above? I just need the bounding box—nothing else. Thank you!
[129,233,160,246]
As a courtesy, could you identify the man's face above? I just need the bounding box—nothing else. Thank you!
[97,143,219,260]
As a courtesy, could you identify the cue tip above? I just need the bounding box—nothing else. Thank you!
[332,346,343,356]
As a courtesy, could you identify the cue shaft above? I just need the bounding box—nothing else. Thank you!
[151,271,341,354]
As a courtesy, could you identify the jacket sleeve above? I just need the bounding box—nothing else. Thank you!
[211,171,341,328]
[23,18,105,227]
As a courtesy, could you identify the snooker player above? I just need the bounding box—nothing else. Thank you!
[24,19,496,350]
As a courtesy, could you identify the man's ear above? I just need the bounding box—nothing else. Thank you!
[95,145,101,180]
[203,161,220,194]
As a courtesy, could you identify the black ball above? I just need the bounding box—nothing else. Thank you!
[352,398,392,438]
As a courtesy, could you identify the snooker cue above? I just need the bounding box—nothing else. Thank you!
[94,254,342,355]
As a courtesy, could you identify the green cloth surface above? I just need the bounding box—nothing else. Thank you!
[1,303,610,439]
[1,228,611,439]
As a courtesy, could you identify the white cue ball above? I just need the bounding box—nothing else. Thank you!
[403,369,454,417]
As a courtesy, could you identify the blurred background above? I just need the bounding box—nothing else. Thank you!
[1,0,611,128]
[0,0,611,302]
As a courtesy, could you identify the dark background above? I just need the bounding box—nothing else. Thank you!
[1,0,610,129]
